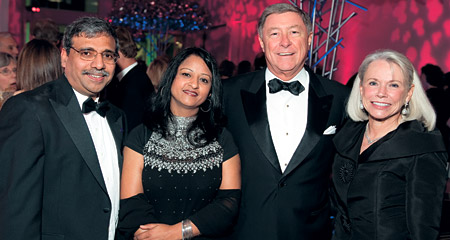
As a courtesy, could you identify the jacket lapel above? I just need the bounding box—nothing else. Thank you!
[241,71,281,173]
[283,69,333,176]
[106,108,125,172]
[50,76,108,194]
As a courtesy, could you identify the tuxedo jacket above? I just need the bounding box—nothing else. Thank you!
[223,67,349,239]
[102,64,154,132]
[0,76,126,240]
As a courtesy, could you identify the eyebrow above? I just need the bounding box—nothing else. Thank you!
[79,47,115,53]
[180,67,193,72]
[267,24,302,31]
[180,67,211,77]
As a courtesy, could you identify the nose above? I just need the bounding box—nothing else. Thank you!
[280,33,291,48]
[189,78,199,89]
[376,85,387,97]
[90,53,106,69]
[12,47,19,56]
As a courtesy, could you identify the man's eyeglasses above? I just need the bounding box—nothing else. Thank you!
[70,47,119,64]
[0,67,17,76]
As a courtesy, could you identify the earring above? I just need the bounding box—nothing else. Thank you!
[200,98,212,112]
[359,100,364,110]
[158,86,165,95]
[401,102,410,116]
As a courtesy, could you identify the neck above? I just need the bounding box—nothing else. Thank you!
[116,57,137,71]
[366,117,401,141]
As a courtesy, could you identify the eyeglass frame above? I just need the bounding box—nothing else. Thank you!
[0,66,17,76]
[69,46,119,64]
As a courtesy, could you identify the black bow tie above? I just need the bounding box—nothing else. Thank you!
[268,78,304,96]
[81,98,109,117]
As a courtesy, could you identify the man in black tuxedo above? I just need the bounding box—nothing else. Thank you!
[102,26,154,132]
[0,17,126,240]
[223,3,349,239]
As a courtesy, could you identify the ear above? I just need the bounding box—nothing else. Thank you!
[258,35,265,52]
[61,49,68,68]
[307,32,313,48]
[406,84,415,103]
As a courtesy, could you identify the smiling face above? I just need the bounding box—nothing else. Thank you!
[0,61,17,92]
[258,11,312,81]
[61,34,116,98]
[360,59,414,124]
[170,55,212,117]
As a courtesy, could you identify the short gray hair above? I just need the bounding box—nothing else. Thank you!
[62,17,119,54]
[0,52,15,68]
[257,3,312,38]
[0,32,13,48]
[347,49,436,131]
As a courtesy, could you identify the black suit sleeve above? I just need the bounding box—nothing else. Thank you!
[0,96,44,240]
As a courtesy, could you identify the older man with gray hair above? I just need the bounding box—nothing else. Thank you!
[223,3,349,239]
[0,32,18,58]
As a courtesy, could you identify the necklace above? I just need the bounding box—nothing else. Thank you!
[364,123,381,144]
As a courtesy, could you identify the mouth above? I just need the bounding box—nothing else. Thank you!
[278,52,294,56]
[183,90,198,96]
[82,70,109,82]
[372,101,390,107]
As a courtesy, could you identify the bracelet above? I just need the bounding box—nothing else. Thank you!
[181,219,194,240]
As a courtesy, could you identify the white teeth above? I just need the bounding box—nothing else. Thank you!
[90,75,102,78]
[373,102,390,107]
[279,53,293,56]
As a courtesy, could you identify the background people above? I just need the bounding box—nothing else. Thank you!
[236,60,251,75]
[0,17,126,240]
[102,26,154,132]
[117,47,241,240]
[223,3,349,239]
[332,49,448,239]
[0,32,19,58]
[31,18,61,48]
[0,52,17,108]
[146,55,169,91]
[219,59,235,80]
[15,39,62,94]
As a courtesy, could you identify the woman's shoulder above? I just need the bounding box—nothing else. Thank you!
[375,120,447,159]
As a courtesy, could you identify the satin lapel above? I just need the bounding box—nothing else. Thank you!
[283,72,333,176]
[241,71,281,173]
[50,77,108,194]
[106,108,125,172]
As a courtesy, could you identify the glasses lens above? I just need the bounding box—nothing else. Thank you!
[78,50,97,61]
[1,68,11,75]
[102,52,117,64]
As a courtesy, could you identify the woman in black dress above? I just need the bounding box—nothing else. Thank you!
[117,47,241,240]
[331,49,448,239]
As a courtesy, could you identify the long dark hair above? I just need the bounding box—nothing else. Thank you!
[144,47,225,145]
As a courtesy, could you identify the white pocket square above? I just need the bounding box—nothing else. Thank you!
[323,125,336,135]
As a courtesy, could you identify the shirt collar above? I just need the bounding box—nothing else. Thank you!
[265,67,309,87]
[73,88,98,110]
[116,62,138,81]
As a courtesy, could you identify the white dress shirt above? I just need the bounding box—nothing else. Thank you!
[74,90,120,240]
[266,68,309,172]
[116,62,138,82]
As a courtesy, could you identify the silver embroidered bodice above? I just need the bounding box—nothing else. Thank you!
[143,115,224,174]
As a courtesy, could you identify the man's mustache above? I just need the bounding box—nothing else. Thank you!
[82,69,110,77]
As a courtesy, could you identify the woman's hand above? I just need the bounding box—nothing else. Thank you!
[134,223,182,240]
